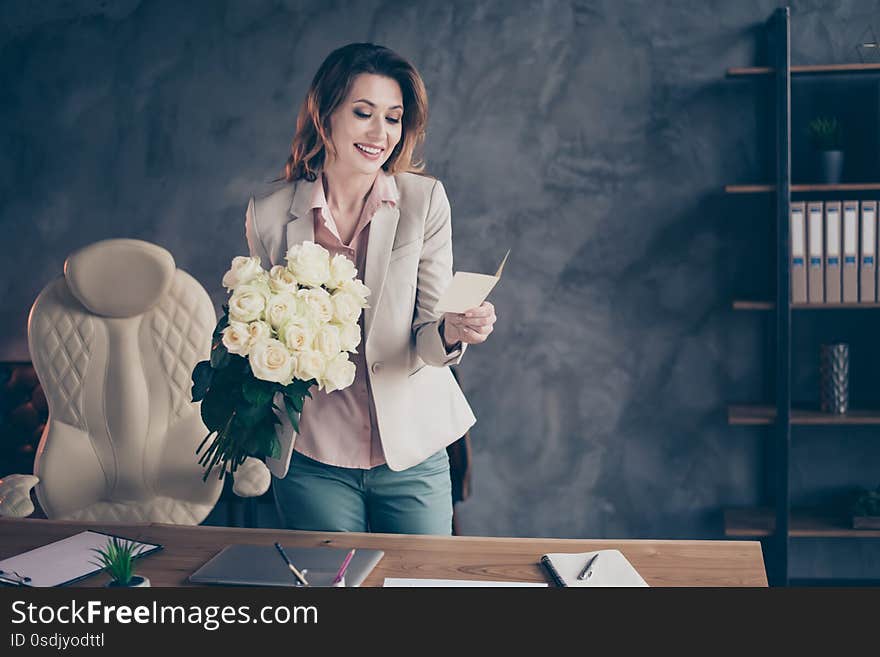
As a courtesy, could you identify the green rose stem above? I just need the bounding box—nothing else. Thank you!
[197,412,237,482]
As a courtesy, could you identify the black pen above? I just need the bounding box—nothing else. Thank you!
[274,542,310,586]
[577,553,599,581]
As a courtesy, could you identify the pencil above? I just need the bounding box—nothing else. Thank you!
[332,548,356,585]
[274,542,310,586]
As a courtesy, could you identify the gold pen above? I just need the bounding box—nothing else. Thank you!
[274,542,310,586]
[577,553,599,581]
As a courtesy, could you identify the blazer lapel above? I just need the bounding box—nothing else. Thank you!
[364,202,400,342]
[286,177,399,342]
[285,179,316,258]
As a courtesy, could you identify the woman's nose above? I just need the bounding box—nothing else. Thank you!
[365,117,385,141]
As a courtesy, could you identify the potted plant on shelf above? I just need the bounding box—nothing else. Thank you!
[92,536,150,587]
[807,116,844,184]
[851,485,880,529]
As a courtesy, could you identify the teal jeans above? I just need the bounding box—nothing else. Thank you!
[272,449,453,535]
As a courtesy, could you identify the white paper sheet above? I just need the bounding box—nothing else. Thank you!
[383,578,546,587]
[0,530,161,587]
[434,250,509,314]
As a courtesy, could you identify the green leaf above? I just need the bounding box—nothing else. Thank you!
[191,360,213,402]
[235,399,270,428]
[242,377,274,406]
[283,395,301,433]
[212,311,229,340]
[210,340,230,369]
[201,386,234,432]
[254,419,280,460]
[90,537,143,585]
[281,388,304,413]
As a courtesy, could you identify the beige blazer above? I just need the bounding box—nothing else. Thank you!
[245,171,476,474]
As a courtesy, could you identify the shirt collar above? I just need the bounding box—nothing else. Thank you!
[309,171,399,213]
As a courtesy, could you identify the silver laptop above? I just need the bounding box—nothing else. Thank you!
[188,544,384,587]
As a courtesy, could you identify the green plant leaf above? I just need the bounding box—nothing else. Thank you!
[201,385,235,432]
[283,395,301,433]
[90,537,143,585]
[210,340,230,369]
[242,377,275,407]
[235,398,270,428]
[254,418,280,459]
[212,310,229,340]
[191,360,213,402]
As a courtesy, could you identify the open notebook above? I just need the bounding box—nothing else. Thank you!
[0,530,162,587]
[540,549,649,587]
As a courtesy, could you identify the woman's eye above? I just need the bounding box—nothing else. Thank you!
[354,110,399,124]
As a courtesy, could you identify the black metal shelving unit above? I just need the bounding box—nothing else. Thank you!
[725,7,880,586]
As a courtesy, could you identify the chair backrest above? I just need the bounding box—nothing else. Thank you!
[27,239,222,523]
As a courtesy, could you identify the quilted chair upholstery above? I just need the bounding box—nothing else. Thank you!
[26,239,222,523]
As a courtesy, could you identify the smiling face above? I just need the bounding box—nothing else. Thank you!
[325,73,404,179]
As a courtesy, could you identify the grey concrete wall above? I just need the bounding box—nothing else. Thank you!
[3,0,880,580]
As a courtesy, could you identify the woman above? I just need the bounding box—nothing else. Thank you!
[244,43,496,535]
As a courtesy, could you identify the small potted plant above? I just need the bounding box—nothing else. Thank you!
[92,536,150,587]
[807,116,844,184]
[851,485,880,529]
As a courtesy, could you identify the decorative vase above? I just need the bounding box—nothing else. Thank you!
[820,343,849,414]
[107,575,151,587]
[818,150,844,184]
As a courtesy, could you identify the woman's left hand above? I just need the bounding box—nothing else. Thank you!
[443,301,496,346]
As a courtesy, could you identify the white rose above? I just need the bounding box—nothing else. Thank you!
[279,316,313,353]
[337,321,361,353]
[331,290,363,324]
[268,265,299,293]
[247,320,272,343]
[286,241,330,288]
[228,283,269,323]
[264,292,299,330]
[222,256,264,291]
[313,323,341,358]
[327,253,357,290]
[338,278,371,304]
[222,321,252,356]
[298,287,334,324]
[295,349,326,383]
[321,353,356,393]
[249,338,295,384]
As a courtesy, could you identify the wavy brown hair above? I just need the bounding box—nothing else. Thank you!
[283,43,429,182]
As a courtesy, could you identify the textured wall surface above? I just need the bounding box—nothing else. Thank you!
[3,0,880,580]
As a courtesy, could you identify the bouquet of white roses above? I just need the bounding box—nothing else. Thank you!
[191,242,369,481]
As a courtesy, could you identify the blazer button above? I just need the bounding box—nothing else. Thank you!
[371,362,383,374]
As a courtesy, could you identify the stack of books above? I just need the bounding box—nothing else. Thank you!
[790,200,879,304]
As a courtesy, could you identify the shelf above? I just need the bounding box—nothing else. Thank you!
[724,507,880,538]
[727,63,880,77]
[728,405,880,425]
[725,183,880,193]
[732,300,775,311]
[732,300,880,310]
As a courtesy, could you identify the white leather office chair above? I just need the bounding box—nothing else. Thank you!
[13,239,225,523]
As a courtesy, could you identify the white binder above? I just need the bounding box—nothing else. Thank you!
[824,201,842,303]
[790,202,807,304]
[861,200,876,303]
[842,201,859,302]
[807,201,824,303]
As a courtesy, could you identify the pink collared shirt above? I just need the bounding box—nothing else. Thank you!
[293,171,399,469]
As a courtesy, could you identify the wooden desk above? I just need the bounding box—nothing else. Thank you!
[0,518,767,587]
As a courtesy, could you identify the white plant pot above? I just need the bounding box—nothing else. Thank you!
[106,575,150,588]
